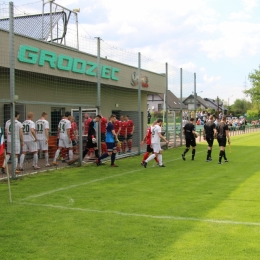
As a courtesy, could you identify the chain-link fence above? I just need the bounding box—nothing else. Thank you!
[0,1,197,179]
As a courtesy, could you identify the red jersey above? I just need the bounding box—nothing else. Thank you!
[126,119,134,134]
[84,118,92,135]
[100,117,107,133]
[113,120,121,133]
[69,127,75,140]
[71,121,78,131]
[145,126,152,145]
[119,121,127,136]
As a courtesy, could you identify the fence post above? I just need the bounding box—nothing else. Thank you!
[180,68,183,146]
[9,2,16,179]
[138,52,141,154]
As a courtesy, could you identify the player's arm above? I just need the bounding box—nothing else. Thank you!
[19,128,24,145]
[112,129,116,137]
[225,129,230,143]
[66,128,71,142]
[158,132,168,143]
[203,127,206,139]
[141,135,147,145]
[132,124,135,134]
[117,126,121,136]
[31,128,37,141]
[45,128,49,143]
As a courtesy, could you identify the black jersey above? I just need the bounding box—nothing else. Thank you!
[204,121,216,137]
[88,120,96,137]
[216,122,228,138]
[183,123,195,139]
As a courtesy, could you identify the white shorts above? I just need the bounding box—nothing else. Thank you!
[23,141,38,153]
[58,138,72,148]
[7,141,21,155]
[151,143,162,154]
[37,140,48,151]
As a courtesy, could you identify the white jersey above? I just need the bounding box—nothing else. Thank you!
[22,119,36,142]
[5,119,23,142]
[151,124,161,144]
[58,119,71,140]
[36,118,49,141]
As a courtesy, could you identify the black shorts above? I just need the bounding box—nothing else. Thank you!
[217,137,227,147]
[118,135,126,142]
[106,142,117,152]
[146,144,153,153]
[101,133,106,142]
[87,140,97,149]
[206,136,214,147]
[185,138,196,148]
[127,134,133,140]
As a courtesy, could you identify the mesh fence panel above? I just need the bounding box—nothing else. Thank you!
[0,1,197,178]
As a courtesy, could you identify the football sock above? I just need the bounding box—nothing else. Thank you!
[192,149,196,159]
[128,141,132,150]
[82,148,89,159]
[207,150,210,160]
[69,150,73,160]
[15,157,18,169]
[223,150,227,160]
[184,148,189,155]
[111,153,116,165]
[155,156,159,163]
[33,153,38,166]
[2,154,10,167]
[53,149,60,162]
[99,153,108,161]
[157,154,162,166]
[145,154,156,163]
[209,150,212,158]
[45,152,49,165]
[219,150,224,162]
[143,152,149,162]
[20,154,25,168]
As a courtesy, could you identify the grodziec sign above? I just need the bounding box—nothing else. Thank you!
[17,45,120,81]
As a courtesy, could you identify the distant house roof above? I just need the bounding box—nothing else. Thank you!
[182,94,208,108]
[204,98,227,111]
[158,90,185,110]
[0,12,65,40]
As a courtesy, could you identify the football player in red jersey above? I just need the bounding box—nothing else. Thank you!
[118,115,127,153]
[140,121,159,165]
[100,115,108,154]
[125,115,134,152]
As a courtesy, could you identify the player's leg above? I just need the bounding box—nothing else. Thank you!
[110,143,118,167]
[127,134,133,152]
[53,139,64,165]
[218,138,226,164]
[182,139,190,161]
[29,141,39,169]
[19,142,28,170]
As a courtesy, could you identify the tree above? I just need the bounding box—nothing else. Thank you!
[245,68,260,108]
[231,99,252,116]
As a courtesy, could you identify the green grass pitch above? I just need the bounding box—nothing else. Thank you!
[1,132,260,259]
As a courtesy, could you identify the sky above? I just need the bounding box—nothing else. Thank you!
[5,0,260,105]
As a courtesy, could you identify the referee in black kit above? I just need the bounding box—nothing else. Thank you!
[182,118,196,161]
[216,116,231,164]
[203,115,217,162]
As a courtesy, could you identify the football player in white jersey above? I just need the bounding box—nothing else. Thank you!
[52,111,72,165]
[19,112,40,170]
[143,119,169,168]
[1,111,24,174]
[36,112,50,167]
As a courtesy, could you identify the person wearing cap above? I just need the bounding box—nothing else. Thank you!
[182,118,196,161]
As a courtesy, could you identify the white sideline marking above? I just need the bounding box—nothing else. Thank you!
[14,201,260,227]
[21,152,203,201]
